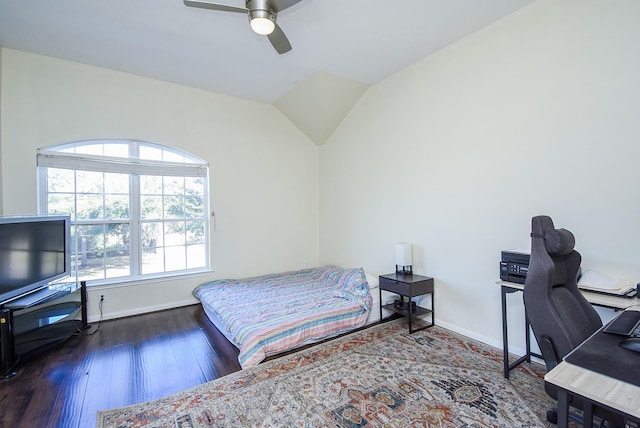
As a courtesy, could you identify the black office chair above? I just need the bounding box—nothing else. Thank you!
[523,215,623,426]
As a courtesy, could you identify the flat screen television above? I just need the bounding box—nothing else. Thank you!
[0,215,71,305]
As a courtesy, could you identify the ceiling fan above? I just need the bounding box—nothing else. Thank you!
[183,0,303,54]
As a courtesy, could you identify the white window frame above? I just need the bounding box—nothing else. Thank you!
[36,140,211,285]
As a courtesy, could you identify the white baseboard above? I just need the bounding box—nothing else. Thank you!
[435,318,545,366]
[88,299,196,323]
[436,318,522,356]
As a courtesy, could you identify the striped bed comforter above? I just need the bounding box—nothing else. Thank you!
[193,265,372,368]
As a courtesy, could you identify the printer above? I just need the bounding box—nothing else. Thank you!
[500,249,530,284]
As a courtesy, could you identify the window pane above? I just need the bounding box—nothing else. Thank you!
[48,194,75,218]
[165,221,186,245]
[164,196,184,219]
[139,145,163,161]
[142,248,165,275]
[77,171,103,193]
[141,222,163,250]
[140,175,162,194]
[104,194,130,220]
[185,193,204,218]
[185,177,204,194]
[141,221,165,275]
[48,168,75,193]
[72,141,129,158]
[74,225,106,281]
[104,173,128,194]
[102,142,129,158]
[186,221,205,244]
[165,245,186,271]
[105,223,130,279]
[76,194,103,219]
[138,142,201,164]
[74,224,131,281]
[187,244,206,269]
[141,195,162,219]
[73,144,105,156]
[162,150,186,163]
[164,176,184,195]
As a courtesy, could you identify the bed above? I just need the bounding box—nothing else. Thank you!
[193,265,377,368]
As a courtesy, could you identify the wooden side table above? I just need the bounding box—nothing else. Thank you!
[379,273,434,333]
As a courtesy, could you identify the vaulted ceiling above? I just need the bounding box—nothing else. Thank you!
[0,0,533,144]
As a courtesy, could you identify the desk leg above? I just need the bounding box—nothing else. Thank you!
[431,291,435,326]
[379,287,383,321]
[501,286,510,378]
[501,285,542,378]
[557,389,569,428]
[524,308,532,363]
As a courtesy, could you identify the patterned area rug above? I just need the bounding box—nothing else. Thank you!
[96,319,554,427]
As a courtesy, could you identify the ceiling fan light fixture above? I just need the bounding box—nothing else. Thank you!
[249,9,276,35]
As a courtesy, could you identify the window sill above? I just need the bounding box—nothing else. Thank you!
[85,269,214,291]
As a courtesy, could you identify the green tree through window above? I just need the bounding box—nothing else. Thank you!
[37,140,210,284]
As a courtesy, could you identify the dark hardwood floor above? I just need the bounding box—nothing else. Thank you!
[0,305,242,428]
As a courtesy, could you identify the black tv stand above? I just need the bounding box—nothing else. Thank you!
[0,281,88,378]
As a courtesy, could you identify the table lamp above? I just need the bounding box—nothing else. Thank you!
[395,243,413,275]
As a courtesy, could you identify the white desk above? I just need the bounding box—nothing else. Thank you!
[545,360,640,427]
[498,280,638,378]
[544,307,640,427]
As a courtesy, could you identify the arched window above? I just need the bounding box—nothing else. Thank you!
[37,140,210,284]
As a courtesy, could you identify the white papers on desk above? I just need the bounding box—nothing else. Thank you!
[577,270,634,295]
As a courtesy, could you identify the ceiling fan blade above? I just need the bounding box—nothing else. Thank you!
[267,23,292,54]
[269,0,303,13]
[183,0,247,14]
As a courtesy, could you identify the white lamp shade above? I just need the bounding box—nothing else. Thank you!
[395,243,413,266]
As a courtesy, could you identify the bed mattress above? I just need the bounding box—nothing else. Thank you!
[193,265,373,368]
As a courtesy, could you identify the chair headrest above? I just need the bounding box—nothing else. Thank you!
[544,228,575,255]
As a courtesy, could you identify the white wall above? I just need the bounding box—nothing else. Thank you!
[0,48,319,321]
[319,0,640,351]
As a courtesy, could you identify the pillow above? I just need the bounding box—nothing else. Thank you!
[365,272,379,289]
[545,228,575,255]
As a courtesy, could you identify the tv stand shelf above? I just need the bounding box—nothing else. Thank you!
[4,287,69,309]
[0,281,88,378]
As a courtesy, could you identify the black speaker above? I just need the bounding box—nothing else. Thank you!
[393,300,416,310]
